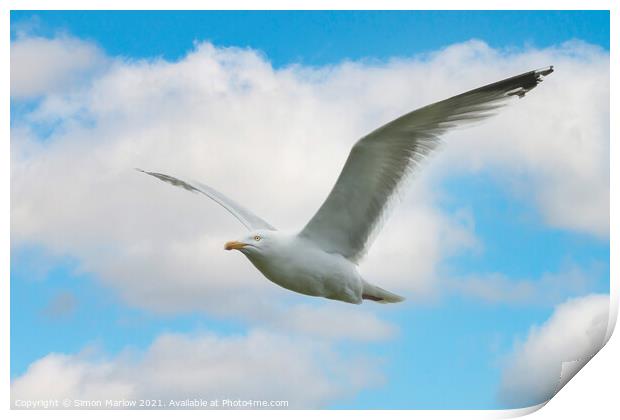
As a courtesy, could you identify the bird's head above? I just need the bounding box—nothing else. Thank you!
[224,230,275,256]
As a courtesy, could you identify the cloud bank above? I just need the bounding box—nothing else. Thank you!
[498,294,610,408]
[12,329,379,409]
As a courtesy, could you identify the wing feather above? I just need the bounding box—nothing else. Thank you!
[300,66,554,262]
[137,169,276,231]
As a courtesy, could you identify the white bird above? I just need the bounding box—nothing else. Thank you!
[139,66,553,304]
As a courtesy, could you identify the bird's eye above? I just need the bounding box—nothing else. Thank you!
[254,235,261,241]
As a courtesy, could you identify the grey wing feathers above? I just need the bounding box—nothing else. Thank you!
[136,169,276,231]
[300,66,553,262]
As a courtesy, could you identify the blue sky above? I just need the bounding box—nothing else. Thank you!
[10,11,609,409]
[11,11,610,65]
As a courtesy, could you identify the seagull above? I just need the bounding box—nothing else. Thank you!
[138,66,553,304]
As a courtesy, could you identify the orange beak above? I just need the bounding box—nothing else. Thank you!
[224,241,247,251]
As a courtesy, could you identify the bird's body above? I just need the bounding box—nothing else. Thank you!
[139,66,554,304]
[241,231,365,304]
[228,230,404,303]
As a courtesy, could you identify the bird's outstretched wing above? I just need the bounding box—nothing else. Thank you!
[137,169,276,231]
[300,66,554,262]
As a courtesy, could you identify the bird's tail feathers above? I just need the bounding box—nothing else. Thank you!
[362,281,405,304]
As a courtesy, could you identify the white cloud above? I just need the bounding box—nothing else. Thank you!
[11,35,108,99]
[10,37,608,323]
[436,41,609,237]
[361,187,478,298]
[263,303,397,341]
[498,294,610,408]
[11,329,381,409]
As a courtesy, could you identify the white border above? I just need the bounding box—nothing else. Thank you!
[2,2,616,419]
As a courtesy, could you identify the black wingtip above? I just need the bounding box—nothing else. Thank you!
[452,65,554,102]
[503,65,554,99]
[535,65,554,77]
